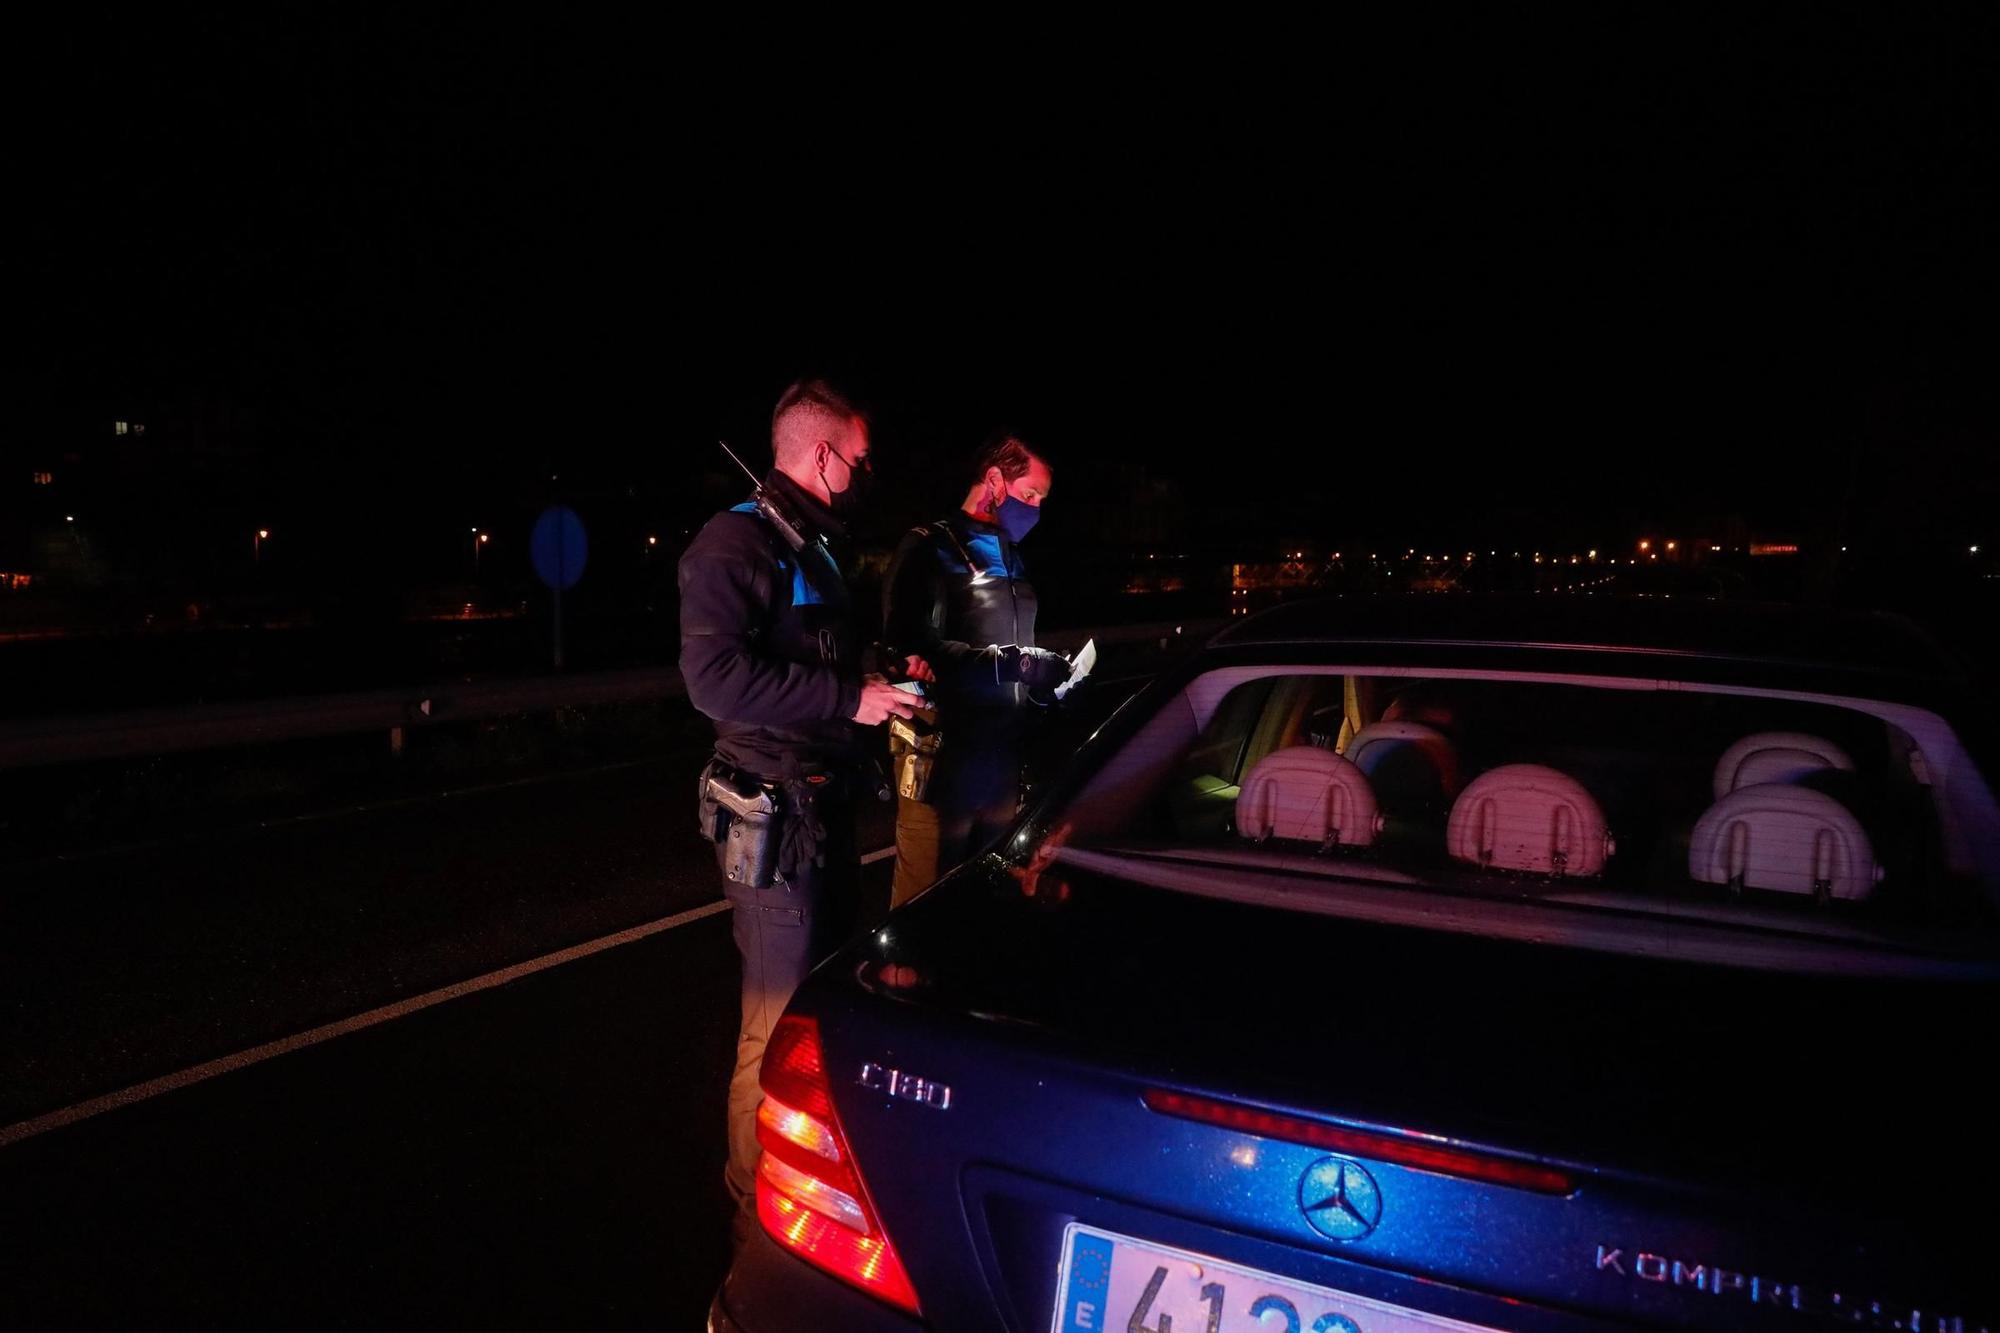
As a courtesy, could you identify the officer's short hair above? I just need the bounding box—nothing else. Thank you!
[973,431,1044,485]
[772,378,864,467]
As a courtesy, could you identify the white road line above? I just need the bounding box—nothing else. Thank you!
[5,841,904,1148]
[0,898,734,1149]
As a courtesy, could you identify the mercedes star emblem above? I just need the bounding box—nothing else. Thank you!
[1299,1156,1383,1242]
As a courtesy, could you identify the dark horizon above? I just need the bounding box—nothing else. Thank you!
[15,12,1996,609]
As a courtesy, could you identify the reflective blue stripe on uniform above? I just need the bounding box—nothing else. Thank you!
[1061,1231,1115,1333]
[964,532,1018,579]
[933,538,970,575]
[965,532,1004,578]
[793,548,834,606]
[729,501,824,606]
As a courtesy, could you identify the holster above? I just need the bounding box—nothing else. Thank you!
[887,706,942,803]
[698,759,784,888]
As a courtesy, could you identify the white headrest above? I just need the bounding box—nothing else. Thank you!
[1689,782,1882,901]
[1712,731,1855,800]
[1343,721,1460,800]
[1236,746,1383,850]
[1446,763,1614,876]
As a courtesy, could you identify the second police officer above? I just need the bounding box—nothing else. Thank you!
[882,431,1067,908]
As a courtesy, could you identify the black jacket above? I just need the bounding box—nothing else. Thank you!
[678,471,863,779]
[882,511,1039,730]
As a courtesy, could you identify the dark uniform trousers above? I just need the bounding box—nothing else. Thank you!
[722,782,858,1236]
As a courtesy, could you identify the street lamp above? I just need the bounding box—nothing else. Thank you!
[472,528,488,573]
[255,528,269,564]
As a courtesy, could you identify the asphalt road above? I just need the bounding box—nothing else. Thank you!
[1,752,904,1329]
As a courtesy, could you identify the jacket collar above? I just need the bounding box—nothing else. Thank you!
[765,469,846,543]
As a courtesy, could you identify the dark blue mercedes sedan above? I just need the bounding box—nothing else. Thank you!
[711,598,1999,1333]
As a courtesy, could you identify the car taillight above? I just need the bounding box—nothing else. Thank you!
[755,1015,921,1315]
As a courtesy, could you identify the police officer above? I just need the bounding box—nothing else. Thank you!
[882,431,1066,907]
[679,378,927,1246]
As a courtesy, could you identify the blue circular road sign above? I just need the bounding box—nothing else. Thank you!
[530,506,588,591]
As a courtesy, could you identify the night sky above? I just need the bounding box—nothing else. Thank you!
[26,11,1998,564]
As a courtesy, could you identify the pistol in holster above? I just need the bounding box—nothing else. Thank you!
[887,705,942,803]
[697,759,784,888]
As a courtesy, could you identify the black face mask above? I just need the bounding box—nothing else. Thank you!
[824,446,874,520]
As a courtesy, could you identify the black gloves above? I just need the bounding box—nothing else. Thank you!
[1002,645,1071,689]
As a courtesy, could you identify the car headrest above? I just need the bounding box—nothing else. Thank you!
[1382,687,1458,735]
[1446,763,1614,876]
[1236,745,1383,850]
[1343,721,1460,805]
[1712,731,1855,800]
[1689,782,1882,902]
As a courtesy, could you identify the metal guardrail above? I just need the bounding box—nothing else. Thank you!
[0,620,1220,770]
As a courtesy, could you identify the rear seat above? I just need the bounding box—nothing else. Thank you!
[1446,763,1615,877]
[1343,721,1459,813]
[1711,731,1854,799]
[1235,745,1384,851]
[1688,783,1882,902]
[1692,732,1881,903]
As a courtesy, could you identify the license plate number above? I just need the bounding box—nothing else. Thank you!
[1052,1224,1506,1333]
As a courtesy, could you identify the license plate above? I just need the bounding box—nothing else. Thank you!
[1051,1224,1507,1333]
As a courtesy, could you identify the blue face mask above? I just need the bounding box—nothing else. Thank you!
[996,494,1040,542]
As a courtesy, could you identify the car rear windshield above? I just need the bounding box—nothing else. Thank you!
[1049,667,2000,957]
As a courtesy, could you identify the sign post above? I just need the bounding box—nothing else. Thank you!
[530,506,588,670]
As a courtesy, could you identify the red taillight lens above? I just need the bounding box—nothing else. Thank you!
[762,1013,836,1120]
[754,1016,921,1315]
[1143,1088,1575,1195]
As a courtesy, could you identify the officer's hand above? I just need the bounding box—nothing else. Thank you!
[902,655,936,684]
[852,674,923,727]
[1009,645,1071,689]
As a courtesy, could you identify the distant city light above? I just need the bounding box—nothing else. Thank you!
[479,533,489,544]
[1666,540,1677,552]
[1638,540,1651,552]
[65,515,74,522]
[1587,549,1597,560]
[647,536,657,546]
[257,529,269,539]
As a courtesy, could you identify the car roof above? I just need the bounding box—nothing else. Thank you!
[1209,595,1963,685]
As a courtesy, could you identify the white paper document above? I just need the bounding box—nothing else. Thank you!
[1054,638,1096,700]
